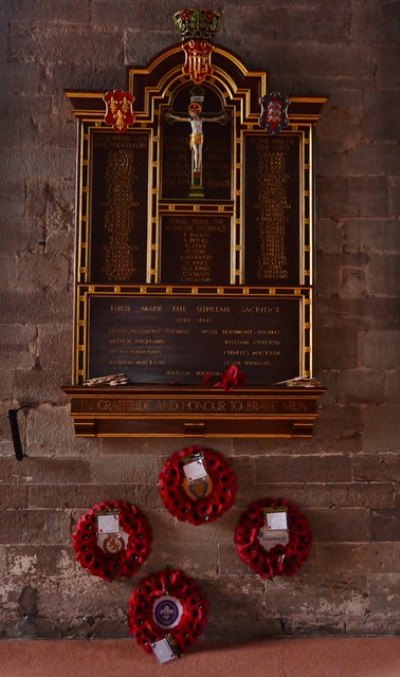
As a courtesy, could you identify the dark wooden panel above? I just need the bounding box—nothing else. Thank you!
[244,134,300,285]
[89,131,149,283]
[87,294,301,385]
[160,214,231,284]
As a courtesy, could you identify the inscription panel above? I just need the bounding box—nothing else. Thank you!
[90,131,149,283]
[244,134,300,285]
[160,215,231,284]
[88,295,301,385]
[77,396,315,416]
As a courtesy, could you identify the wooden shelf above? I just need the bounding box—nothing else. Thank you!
[63,385,325,438]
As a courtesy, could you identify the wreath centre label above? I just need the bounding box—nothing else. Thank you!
[152,596,183,629]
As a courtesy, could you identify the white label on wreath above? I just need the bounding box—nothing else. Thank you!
[258,509,289,550]
[267,511,288,531]
[151,638,177,663]
[183,458,208,481]
[152,596,183,629]
[96,512,120,534]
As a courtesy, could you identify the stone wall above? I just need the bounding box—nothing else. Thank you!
[1,0,399,640]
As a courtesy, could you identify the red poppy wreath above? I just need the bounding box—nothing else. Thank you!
[72,500,152,582]
[234,498,312,579]
[128,568,209,655]
[159,445,237,525]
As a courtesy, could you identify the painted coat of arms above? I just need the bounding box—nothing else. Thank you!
[259,92,290,134]
[104,89,135,133]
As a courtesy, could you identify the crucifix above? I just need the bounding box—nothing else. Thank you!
[164,94,230,198]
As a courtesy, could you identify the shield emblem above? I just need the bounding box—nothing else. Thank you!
[182,39,214,84]
[103,535,125,554]
[259,92,290,134]
[181,451,212,500]
[182,475,212,500]
[104,89,135,133]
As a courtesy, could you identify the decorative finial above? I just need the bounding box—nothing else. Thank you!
[173,8,220,41]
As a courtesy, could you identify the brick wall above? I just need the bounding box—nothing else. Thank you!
[1,0,399,639]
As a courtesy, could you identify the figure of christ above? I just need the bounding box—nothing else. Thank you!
[164,102,229,180]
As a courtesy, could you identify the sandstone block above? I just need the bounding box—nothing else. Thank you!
[92,1,171,30]
[362,404,400,452]
[0,370,14,400]
[0,61,41,95]
[376,46,400,89]
[351,0,400,46]
[0,182,25,218]
[0,216,43,253]
[240,482,394,510]
[352,453,400,482]
[316,542,400,576]
[0,290,73,324]
[340,266,366,298]
[0,510,70,545]
[5,0,90,22]
[316,297,400,331]
[90,455,162,485]
[250,41,374,88]
[0,253,17,292]
[317,176,388,219]
[37,325,71,368]
[29,483,161,510]
[371,509,400,541]
[366,255,400,296]
[217,543,253,576]
[360,330,400,369]
[8,23,124,67]
[223,3,351,44]
[16,252,71,293]
[368,573,400,614]
[0,458,91,484]
[255,455,351,484]
[339,142,400,177]
[125,29,177,66]
[316,252,368,297]
[13,367,70,407]
[337,369,385,404]
[389,176,400,218]
[0,485,29,509]
[314,327,358,368]
[344,219,400,255]
[0,149,75,183]
[264,576,367,620]
[316,218,343,254]
[149,540,218,576]
[0,324,37,370]
[306,507,370,542]
[364,91,400,142]
[25,405,80,455]
[385,370,400,402]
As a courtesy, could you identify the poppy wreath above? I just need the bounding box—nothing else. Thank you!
[234,498,312,579]
[128,568,209,655]
[159,445,237,525]
[72,500,152,582]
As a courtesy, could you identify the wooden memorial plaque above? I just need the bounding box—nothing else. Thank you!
[64,17,326,438]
